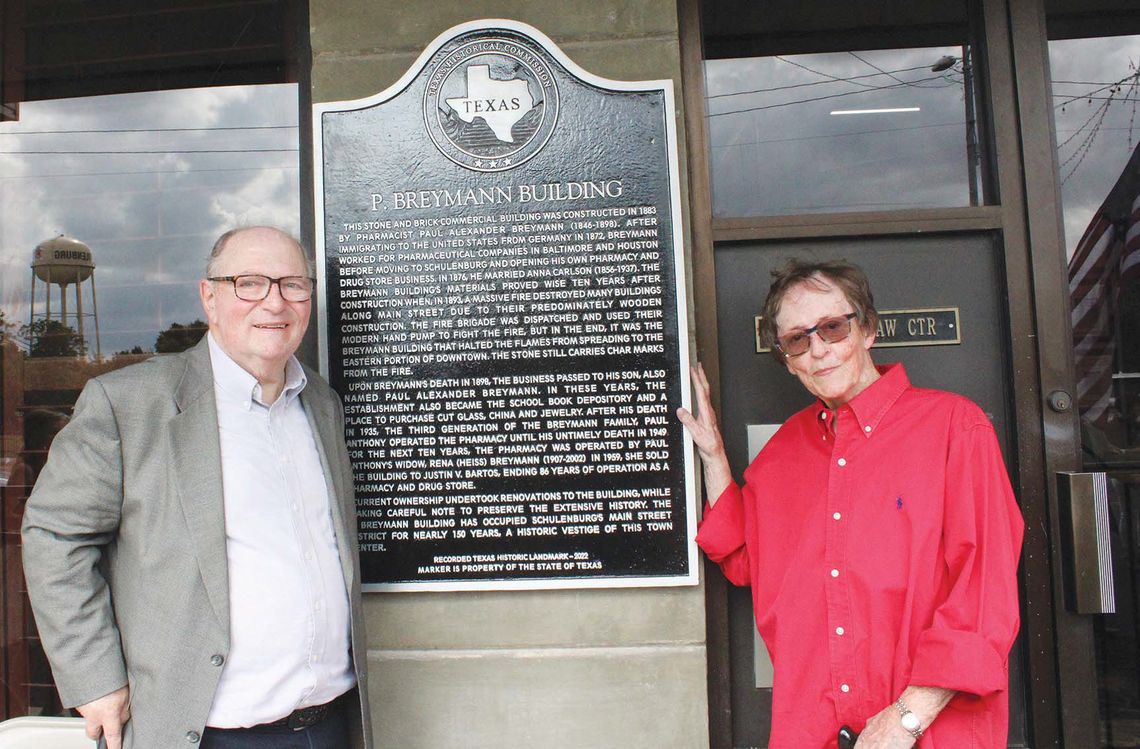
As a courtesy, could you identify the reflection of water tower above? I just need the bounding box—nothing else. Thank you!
[29,235,101,358]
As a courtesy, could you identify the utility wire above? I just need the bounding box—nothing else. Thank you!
[711,121,960,149]
[0,125,296,135]
[775,55,885,90]
[846,51,954,90]
[707,76,954,117]
[706,63,938,99]
[0,164,297,180]
[0,147,296,155]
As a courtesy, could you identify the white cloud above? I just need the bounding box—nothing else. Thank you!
[0,83,300,353]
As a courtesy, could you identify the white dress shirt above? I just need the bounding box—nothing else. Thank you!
[205,333,355,728]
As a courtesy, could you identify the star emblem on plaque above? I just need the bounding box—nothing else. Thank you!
[423,33,560,172]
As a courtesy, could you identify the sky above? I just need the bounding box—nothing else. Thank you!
[0,84,300,355]
[1050,35,1140,256]
[704,34,1140,253]
[705,45,974,216]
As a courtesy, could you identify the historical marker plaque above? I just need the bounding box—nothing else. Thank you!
[314,20,696,590]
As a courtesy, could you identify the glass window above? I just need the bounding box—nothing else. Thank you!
[706,46,984,217]
[0,83,299,716]
[1051,28,1140,749]
[1053,34,1140,449]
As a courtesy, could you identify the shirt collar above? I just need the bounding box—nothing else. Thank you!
[815,363,910,438]
[207,332,307,409]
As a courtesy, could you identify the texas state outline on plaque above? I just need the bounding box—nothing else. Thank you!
[445,65,534,143]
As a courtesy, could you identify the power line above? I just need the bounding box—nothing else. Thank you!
[846,51,953,90]
[1053,71,1139,109]
[0,124,296,135]
[1054,79,1137,86]
[0,147,297,155]
[707,77,951,117]
[706,63,939,99]
[711,121,959,149]
[775,55,886,90]
[0,164,297,180]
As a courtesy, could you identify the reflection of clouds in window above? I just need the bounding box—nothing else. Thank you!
[1049,35,1140,258]
[705,47,972,217]
[0,84,300,355]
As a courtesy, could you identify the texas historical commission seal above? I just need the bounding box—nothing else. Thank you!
[423,33,560,172]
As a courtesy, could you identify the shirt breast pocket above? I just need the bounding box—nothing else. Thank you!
[849,484,939,598]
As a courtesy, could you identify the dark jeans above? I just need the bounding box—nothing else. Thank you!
[200,697,350,749]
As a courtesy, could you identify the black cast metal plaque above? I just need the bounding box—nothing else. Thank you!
[314,20,696,591]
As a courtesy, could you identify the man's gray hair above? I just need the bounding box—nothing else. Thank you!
[206,226,316,278]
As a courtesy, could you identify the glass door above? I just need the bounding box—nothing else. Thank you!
[1052,29,1140,748]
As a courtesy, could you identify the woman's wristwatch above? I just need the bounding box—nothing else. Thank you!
[894,698,924,739]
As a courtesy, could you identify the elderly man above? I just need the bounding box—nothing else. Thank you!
[22,226,371,749]
[678,259,1023,748]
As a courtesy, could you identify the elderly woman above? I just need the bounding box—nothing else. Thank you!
[678,259,1023,748]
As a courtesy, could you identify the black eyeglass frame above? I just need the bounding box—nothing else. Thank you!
[774,311,859,358]
[207,274,317,302]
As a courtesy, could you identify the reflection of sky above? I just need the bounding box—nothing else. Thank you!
[0,84,300,355]
[705,46,970,216]
[705,36,1140,243]
[1049,35,1140,258]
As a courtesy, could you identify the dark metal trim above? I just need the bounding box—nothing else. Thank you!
[1002,0,1100,743]
[296,0,319,371]
[977,0,1066,744]
[0,0,25,122]
[678,0,732,746]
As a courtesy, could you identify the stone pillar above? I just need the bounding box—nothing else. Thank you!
[309,3,708,746]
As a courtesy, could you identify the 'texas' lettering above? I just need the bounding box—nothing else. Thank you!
[446,65,534,143]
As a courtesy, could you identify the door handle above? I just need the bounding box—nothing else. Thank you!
[1056,472,1116,614]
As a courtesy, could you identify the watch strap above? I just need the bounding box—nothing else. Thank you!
[894,697,924,739]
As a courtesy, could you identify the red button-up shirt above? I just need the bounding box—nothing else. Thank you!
[697,364,1024,748]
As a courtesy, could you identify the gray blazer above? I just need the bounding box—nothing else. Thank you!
[21,339,372,748]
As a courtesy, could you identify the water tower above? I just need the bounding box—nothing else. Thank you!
[28,235,101,358]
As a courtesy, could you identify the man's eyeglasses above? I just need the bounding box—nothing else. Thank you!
[775,312,859,358]
[208,275,316,302]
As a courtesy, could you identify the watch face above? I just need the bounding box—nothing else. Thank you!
[901,712,921,732]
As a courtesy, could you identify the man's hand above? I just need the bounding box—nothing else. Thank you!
[77,686,130,749]
[676,362,734,501]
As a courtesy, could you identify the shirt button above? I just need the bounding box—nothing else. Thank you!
[835,626,845,636]
[864,425,872,433]
[304,551,314,561]
[840,684,850,693]
[830,568,840,578]
[837,458,847,466]
[832,512,841,521]
[210,654,224,667]
[186,731,201,743]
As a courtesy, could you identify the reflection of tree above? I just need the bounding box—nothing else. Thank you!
[20,320,86,358]
[154,320,207,353]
